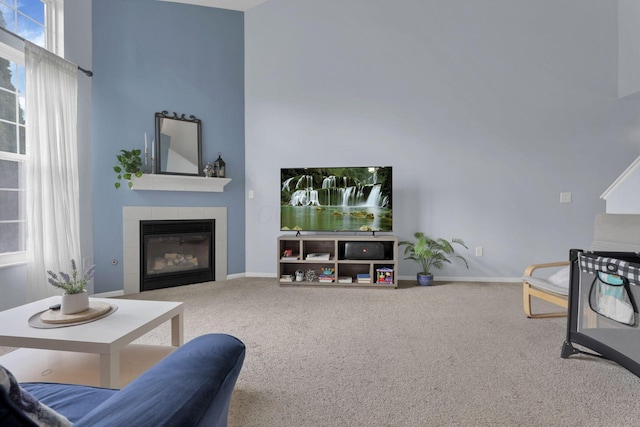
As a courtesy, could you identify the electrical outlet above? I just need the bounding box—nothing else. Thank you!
[560,192,572,203]
[475,247,483,257]
[248,190,254,199]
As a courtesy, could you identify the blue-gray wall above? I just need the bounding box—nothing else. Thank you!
[92,0,245,293]
[4,0,640,309]
[244,0,640,279]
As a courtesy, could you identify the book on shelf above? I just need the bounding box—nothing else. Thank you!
[337,276,352,283]
[318,274,335,283]
[280,255,300,261]
[356,273,372,284]
[306,253,331,260]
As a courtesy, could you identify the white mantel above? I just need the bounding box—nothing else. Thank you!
[131,174,231,192]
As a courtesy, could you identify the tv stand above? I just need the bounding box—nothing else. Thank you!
[277,235,398,288]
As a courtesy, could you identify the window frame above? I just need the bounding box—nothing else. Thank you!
[45,0,64,57]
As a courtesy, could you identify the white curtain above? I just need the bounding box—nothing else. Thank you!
[25,41,81,301]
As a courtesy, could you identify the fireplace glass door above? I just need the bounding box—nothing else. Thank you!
[141,220,214,291]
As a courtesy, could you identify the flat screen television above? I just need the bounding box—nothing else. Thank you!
[280,166,393,232]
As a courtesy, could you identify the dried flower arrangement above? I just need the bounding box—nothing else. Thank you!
[47,259,96,295]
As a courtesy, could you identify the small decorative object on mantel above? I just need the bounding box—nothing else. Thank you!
[143,132,156,174]
[144,132,149,173]
[47,259,96,314]
[203,162,215,177]
[213,152,226,178]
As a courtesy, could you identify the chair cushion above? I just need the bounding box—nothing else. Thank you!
[21,383,117,424]
[548,266,570,288]
[523,276,569,296]
[0,365,71,427]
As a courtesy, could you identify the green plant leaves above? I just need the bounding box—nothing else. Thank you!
[114,149,143,190]
[399,233,469,274]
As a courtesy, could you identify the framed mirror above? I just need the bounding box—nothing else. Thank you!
[155,111,202,176]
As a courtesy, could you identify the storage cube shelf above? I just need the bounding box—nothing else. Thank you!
[277,235,398,288]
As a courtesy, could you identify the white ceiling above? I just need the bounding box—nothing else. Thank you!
[158,0,268,12]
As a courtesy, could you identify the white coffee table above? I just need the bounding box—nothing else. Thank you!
[0,296,183,388]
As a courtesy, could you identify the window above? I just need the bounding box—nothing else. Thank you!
[0,0,45,47]
[0,0,60,267]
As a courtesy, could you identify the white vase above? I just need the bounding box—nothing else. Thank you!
[61,290,89,315]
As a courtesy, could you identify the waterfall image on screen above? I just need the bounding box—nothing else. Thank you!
[280,166,393,232]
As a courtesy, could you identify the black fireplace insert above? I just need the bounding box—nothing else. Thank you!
[140,219,214,291]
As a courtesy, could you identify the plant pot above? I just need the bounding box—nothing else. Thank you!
[417,273,434,286]
[61,290,89,315]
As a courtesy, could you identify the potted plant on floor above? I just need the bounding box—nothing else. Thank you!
[47,259,96,314]
[399,232,469,286]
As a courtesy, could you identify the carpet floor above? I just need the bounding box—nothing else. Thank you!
[3,278,640,426]
[117,278,640,427]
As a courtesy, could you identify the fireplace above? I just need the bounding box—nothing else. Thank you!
[140,219,215,291]
[123,207,227,295]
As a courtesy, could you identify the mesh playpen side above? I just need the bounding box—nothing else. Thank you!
[562,249,640,377]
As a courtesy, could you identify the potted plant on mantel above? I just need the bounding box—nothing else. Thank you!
[47,259,96,314]
[113,149,143,189]
[399,232,469,286]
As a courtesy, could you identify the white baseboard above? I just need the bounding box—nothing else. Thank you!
[406,276,521,283]
[243,272,520,283]
[244,272,277,278]
[92,290,125,298]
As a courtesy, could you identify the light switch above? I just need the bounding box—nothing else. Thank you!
[560,192,572,203]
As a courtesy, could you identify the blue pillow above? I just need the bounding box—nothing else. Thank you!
[0,365,71,427]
